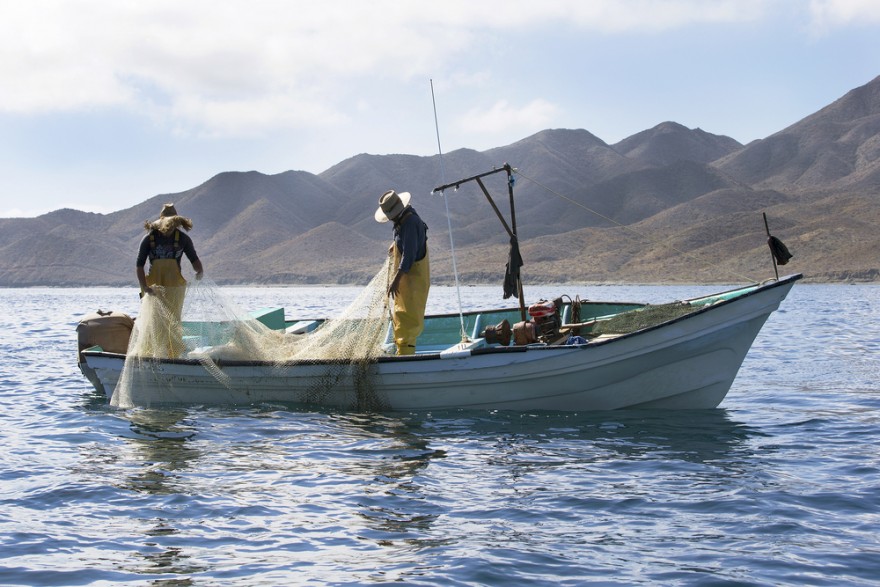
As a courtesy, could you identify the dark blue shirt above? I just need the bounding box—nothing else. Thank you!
[393,207,428,273]
[136,230,199,268]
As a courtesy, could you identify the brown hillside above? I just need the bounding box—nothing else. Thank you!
[2,76,880,286]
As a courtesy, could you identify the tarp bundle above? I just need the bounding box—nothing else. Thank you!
[503,236,523,299]
[768,235,793,266]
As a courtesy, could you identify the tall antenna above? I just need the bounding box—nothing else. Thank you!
[430,79,468,341]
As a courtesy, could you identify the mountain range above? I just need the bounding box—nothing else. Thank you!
[2,76,879,287]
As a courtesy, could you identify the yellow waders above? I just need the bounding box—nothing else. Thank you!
[392,249,430,355]
[141,258,188,358]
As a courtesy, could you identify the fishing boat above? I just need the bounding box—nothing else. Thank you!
[77,164,801,411]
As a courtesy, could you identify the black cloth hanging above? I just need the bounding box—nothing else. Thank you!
[503,236,523,299]
[767,236,793,266]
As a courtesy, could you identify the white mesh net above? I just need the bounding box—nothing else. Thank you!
[111,258,394,410]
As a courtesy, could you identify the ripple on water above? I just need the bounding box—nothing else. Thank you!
[1,285,879,585]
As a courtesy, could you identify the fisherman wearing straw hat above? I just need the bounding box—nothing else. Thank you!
[135,203,204,357]
[376,190,429,355]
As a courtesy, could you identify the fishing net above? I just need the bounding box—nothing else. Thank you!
[589,301,697,336]
[111,258,394,410]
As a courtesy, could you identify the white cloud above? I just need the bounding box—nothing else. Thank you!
[534,0,769,32]
[0,1,462,131]
[0,0,861,140]
[808,0,880,31]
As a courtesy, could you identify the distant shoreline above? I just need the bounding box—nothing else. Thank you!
[2,276,876,289]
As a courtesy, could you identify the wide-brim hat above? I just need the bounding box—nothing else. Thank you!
[374,190,411,223]
[160,203,178,218]
[146,202,192,233]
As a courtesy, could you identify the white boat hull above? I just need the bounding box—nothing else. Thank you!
[81,275,800,411]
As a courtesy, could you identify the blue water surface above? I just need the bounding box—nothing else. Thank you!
[0,282,878,586]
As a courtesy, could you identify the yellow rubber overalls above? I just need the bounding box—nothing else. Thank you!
[140,234,188,358]
[391,246,430,355]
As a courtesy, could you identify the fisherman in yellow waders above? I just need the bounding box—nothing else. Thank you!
[376,190,429,355]
[135,203,204,358]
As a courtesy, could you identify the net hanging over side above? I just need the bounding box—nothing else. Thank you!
[111,258,395,410]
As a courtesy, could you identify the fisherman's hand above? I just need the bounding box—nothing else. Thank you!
[196,271,204,281]
[388,272,402,298]
[142,286,155,296]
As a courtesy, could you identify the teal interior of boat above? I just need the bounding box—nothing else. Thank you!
[166,283,760,356]
[246,301,650,354]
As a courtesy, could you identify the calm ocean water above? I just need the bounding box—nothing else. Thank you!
[1,281,878,586]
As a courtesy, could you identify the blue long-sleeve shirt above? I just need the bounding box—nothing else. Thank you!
[136,229,199,268]
[393,207,428,273]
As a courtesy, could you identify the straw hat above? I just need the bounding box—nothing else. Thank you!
[145,202,193,233]
[374,190,411,223]
[160,203,179,218]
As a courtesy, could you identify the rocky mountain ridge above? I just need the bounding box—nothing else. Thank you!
[2,76,879,287]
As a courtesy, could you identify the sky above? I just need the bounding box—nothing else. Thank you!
[1,0,879,218]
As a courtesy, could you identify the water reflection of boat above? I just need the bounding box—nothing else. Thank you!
[441,408,761,467]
